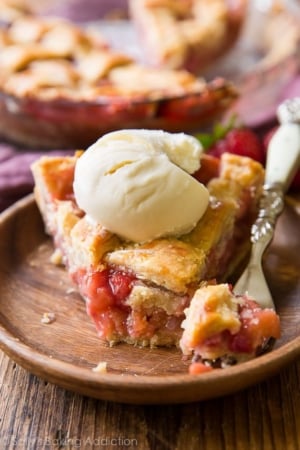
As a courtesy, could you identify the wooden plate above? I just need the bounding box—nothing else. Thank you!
[0,194,299,404]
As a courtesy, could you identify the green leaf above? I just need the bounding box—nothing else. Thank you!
[194,114,240,151]
[195,132,215,150]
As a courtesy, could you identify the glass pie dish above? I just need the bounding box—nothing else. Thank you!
[0,1,299,149]
[91,1,300,127]
[0,13,238,149]
[0,77,237,149]
[209,1,300,127]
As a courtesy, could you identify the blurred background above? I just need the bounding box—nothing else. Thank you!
[1,0,300,210]
[0,0,129,21]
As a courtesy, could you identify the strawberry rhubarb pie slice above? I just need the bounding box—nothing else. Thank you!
[31,129,280,364]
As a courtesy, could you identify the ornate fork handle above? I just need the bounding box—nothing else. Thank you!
[251,184,285,245]
[234,99,300,310]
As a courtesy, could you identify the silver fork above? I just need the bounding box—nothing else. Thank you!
[233,98,300,309]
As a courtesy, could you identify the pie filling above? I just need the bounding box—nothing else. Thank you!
[72,268,189,344]
[198,299,279,357]
[71,239,231,346]
[73,254,280,356]
[180,284,280,372]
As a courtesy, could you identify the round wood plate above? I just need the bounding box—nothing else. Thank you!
[0,194,299,404]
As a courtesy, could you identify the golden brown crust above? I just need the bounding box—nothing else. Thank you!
[31,155,79,235]
[31,155,77,204]
[219,153,265,189]
[129,0,248,71]
[69,217,121,271]
[180,284,241,356]
[106,238,206,294]
[32,151,264,292]
[0,14,211,101]
[105,194,238,294]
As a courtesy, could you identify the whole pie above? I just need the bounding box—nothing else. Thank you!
[31,130,273,351]
[129,0,249,72]
[0,14,238,148]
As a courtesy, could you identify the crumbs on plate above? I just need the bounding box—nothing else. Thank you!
[92,362,107,373]
[50,248,63,265]
[41,312,56,324]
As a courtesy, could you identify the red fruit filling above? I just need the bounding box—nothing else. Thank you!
[72,268,187,341]
[192,153,220,184]
[73,269,134,338]
[189,362,214,375]
[197,298,280,357]
[71,260,280,353]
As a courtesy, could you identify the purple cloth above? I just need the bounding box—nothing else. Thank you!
[42,0,128,22]
[0,144,72,212]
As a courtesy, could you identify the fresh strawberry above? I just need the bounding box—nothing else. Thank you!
[196,120,299,190]
[196,118,265,164]
[208,128,265,164]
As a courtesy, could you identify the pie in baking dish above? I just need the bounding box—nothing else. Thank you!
[31,129,275,352]
[129,0,249,72]
[0,14,238,148]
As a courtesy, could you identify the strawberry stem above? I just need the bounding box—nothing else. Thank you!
[194,114,240,150]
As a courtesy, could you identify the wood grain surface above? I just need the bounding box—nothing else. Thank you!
[0,351,299,449]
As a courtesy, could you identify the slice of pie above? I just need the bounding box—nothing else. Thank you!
[31,130,266,348]
[129,0,248,72]
[180,283,280,373]
[0,14,237,148]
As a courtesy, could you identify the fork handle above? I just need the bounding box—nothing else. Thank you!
[234,107,300,307]
[265,123,300,191]
[251,184,284,245]
[251,123,300,245]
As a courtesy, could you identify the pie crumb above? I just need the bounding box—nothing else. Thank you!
[50,248,63,265]
[66,287,77,295]
[92,362,107,373]
[41,312,56,324]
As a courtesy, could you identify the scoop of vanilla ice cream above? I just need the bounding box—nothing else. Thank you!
[73,129,209,242]
[97,129,203,174]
